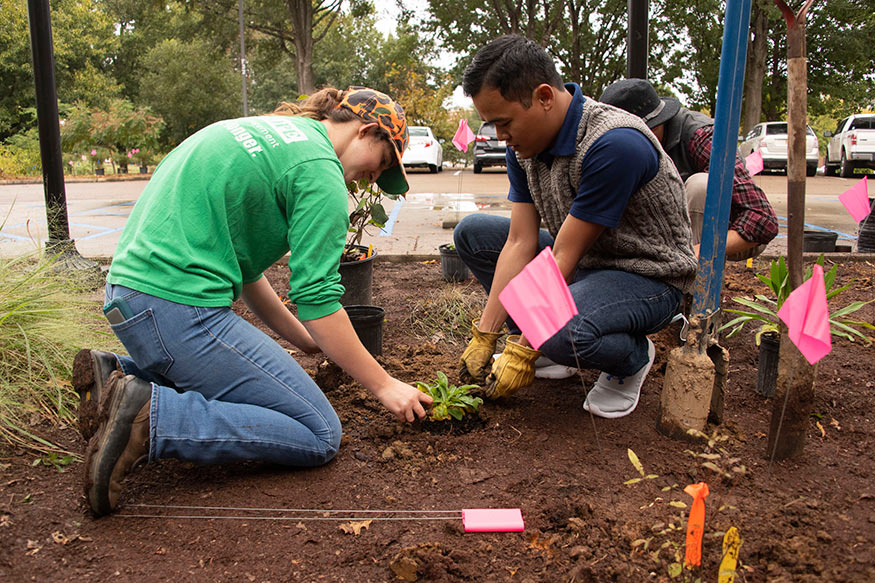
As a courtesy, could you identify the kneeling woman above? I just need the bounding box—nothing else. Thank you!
[76,87,432,516]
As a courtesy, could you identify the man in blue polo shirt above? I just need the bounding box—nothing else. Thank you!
[454,36,697,419]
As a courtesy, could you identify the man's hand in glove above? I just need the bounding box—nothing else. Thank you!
[484,335,541,399]
[459,319,503,383]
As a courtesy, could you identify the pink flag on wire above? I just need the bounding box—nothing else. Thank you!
[776,264,832,365]
[498,247,578,349]
[745,150,764,176]
[452,119,475,152]
[838,176,871,222]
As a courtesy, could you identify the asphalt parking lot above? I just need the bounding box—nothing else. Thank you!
[0,168,871,258]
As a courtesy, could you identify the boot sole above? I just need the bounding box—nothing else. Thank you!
[73,349,100,441]
[84,375,141,516]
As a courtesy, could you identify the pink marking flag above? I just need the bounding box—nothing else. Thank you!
[777,264,832,364]
[745,150,764,176]
[462,508,524,532]
[498,247,578,349]
[452,118,475,152]
[838,176,871,222]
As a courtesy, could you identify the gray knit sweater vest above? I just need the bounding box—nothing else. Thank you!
[519,99,697,293]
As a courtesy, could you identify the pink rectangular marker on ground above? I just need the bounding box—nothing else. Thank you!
[462,508,525,532]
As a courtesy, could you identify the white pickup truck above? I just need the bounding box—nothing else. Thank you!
[824,114,875,177]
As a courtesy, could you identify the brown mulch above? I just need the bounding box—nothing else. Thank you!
[1,257,873,582]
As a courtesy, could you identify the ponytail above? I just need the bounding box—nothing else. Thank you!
[273,87,358,123]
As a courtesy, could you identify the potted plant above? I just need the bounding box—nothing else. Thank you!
[338,179,401,306]
[130,148,151,173]
[415,371,483,426]
[719,256,873,396]
[88,148,105,175]
[438,243,470,282]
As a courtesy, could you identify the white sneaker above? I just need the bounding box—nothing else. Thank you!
[583,338,655,419]
[494,353,577,380]
[534,356,577,379]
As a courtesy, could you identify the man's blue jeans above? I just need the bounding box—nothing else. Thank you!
[453,214,682,377]
[104,283,341,467]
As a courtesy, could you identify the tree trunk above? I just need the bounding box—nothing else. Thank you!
[767,0,815,461]
[289,0,315,95]
[742,2,768,134]
[767,329,816,460]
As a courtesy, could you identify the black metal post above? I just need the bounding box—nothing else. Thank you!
[627,0,649,79]
[26,0,101,279]
[27,0,70,246]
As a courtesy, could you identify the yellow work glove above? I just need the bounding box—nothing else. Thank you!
[459,319,504,384]
[484,335,541,399]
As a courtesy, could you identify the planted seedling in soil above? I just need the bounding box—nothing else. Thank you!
[415,372,485,434]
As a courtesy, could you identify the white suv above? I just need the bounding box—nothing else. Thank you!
[823,114,875,177]
[739,122,819,176]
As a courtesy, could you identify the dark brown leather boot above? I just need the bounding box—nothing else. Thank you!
[72,349,120,441]
[84,371,151,516]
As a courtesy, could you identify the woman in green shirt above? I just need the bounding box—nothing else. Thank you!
[76,87,433,516]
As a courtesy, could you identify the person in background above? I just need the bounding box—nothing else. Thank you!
[74,87,432,517]
[454,36,697,419]
[599,78,778,260]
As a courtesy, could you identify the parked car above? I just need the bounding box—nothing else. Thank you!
[739,122,819,176]
[823,114,875,177]
[472,122,507,173]
[402,126,442,173]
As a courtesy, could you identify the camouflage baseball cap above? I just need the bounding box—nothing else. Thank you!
[337,87,410,194]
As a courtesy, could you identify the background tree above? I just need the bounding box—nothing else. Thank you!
[139,38,240,146]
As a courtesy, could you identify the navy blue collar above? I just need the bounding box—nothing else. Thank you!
[536,83,585,164]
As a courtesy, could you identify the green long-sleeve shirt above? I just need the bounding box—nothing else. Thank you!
[107,116,348,320]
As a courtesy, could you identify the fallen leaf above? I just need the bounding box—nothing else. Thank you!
[816,421,826,438]
[830,418,841,430]
[339,520,372,535]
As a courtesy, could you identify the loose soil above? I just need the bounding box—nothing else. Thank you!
[1,257,873,582]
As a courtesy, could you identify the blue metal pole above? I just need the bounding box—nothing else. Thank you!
[691,0,752,316]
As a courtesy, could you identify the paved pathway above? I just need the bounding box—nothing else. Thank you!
[1,170,871,259]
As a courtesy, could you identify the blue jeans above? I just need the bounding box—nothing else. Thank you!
[104,284,341,467]
[454,214,682,377]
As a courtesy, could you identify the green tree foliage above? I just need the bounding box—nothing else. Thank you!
[61,99,164,172]
[139,38,240,146]
[0,0,119,140]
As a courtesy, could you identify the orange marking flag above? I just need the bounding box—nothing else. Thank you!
[684,482,710,567]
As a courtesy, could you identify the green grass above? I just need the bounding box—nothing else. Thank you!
[407,286,485,345]
[0,251,117,456]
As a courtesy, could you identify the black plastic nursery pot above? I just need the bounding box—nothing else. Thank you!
[802,230,837,253]
[857,198,875,253]
[756,332,780,398]
[438,243,470,283]
[338,244,376,306]
[345,305,384,356]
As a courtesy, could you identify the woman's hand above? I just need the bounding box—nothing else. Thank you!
[372,378,433,422]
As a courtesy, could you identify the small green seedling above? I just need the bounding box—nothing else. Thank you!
[415,371,482,421]
[624,448,659,485]
[32,452,75,471]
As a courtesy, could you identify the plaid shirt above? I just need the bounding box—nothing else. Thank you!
[688,125,778,244]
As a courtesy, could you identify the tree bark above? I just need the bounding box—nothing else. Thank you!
[742,1,768,134]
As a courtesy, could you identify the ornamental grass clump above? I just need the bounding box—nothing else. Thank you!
[0,251,113,454]
[415,372,482,421]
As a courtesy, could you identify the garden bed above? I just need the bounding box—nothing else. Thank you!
[0,258,873,582]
